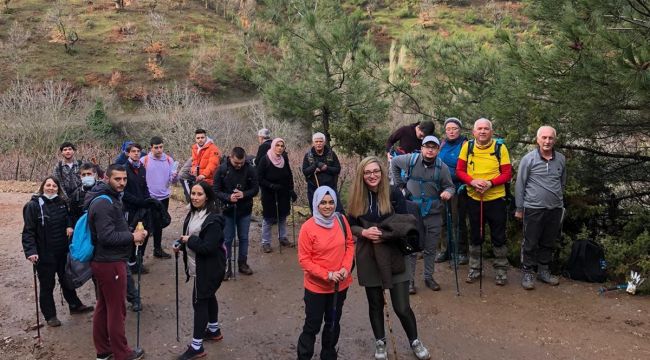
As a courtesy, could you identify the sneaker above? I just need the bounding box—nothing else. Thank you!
[424,278,441,291]
[126,348,145,360]
[537,269,560,286]
[223,266,233,281]
[410,339,431,360]
[409,280,416,295]
[203,328,223,342]
[495,269,508,286]
[279,237,293,247]
[96,353,113,360]
[177,345,205,360]
[238,262,253,275]
[521,271,535,290]
[154,248,172,259]
[374,339,387,360]
[457,254,469,265]
[434,252,448,263]
[466,269,481,283]
[262,244,273,253]
[46,317,61,327]
[129,300,142,312]
[70,304,94,314]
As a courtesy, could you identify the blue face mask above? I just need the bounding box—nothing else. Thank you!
[81,176,96,188]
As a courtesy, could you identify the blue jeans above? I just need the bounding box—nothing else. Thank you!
[223,212,251,262]
[262,216,287,245]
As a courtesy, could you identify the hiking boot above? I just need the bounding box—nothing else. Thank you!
[410,339,431,360]
[409,280,416,295]
[538,269,560,286]
[495,269,508,286]
[374,339,387,360]
[203,328,223,342]
[262,244,273,253]
[521,271,535,290]
[177,345,205,360]
[424,278,441,291]
[466,269,481,283]
[46,317,61,327]
[279,237,293,247]
[96,353,113,360]
[434,252,448,263]
[126,348,145,360]
[223,266,233,281]
[129,300,142,312]
[457,254,469,265]
[154,248,172,259]
[238,262,253,275]
[70,304,94,314]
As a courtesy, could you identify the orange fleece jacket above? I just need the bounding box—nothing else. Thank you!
[297,216,355,294]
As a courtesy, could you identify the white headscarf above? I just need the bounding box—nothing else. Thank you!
[312,186,338,228]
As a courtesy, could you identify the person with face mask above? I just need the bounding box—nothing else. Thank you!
[22,176,94,327]
[69,162,99,225]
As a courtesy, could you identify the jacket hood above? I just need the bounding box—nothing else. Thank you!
[194,138,215,152]
[83,181,120,208]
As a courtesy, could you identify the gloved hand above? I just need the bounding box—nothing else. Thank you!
[291,190,298,203]
[269,183,282,192]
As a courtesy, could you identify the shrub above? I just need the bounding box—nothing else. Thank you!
[86,100,114,138]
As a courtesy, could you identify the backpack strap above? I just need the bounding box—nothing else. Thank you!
[335,213,348,243]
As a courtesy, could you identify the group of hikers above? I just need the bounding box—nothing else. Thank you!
[21,117,566,360]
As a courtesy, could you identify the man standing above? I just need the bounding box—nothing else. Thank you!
[53,142,82,197]
[255,128,272,166]
[123,143,151,274]
[191,129,221,186]
[456,118,513,286]
[301,132,342,212]
[391,136,455,293]
[70,162,99,224]
[515,126,566,290]
[214,147,259,278]
[385,120,435,160]
[141,136,176,259]
[87,164,147,360]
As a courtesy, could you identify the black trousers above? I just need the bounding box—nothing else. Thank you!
[297,288,348,360]
[152,198,170,250]
[521,208,563,270]
[192,284,218,340]
[36,253,83,320]
[467,197,507,247]
[365,281,418,343]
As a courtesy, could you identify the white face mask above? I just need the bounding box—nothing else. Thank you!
[81,176,96,187]
[43,193,58,200]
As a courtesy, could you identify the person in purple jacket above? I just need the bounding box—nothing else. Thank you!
[141,136,178,259]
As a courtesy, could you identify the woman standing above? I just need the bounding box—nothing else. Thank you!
[347,157,431,360]
[22,176,93,327]
[176,182,227,360]
[257,137,297,253]
[297,186,354,360]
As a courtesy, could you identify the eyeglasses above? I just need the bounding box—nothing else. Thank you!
[363,169,382,177]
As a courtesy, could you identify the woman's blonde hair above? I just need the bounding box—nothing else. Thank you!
[347,156,392,218]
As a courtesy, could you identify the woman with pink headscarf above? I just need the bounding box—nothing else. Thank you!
[256,138,297,253]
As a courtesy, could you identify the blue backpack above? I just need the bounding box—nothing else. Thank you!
[70,195,112,262]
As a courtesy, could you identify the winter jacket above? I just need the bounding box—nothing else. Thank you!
[255,139,272,167]
[191,139,221,186]
[69,184,92,225]
[385,122,422,155]
[213,158,259,217]
[86,182,134,262]
[515,148,566,211]
[257,153,295,219]
[439,136,468,186]
[298,215,354,294]
[22,195,72,263]
[141,152,175,200]
[123,162,150,216]
[53,160,82,197]
[181,212,226,299]
[302,145,341,192]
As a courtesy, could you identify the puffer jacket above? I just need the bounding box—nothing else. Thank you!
[22,195,72,263]
[86,182,134,262]
[191,139,221,186]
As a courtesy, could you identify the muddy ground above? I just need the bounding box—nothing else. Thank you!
[0,189,648,360]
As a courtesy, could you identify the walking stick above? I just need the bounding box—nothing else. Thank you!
[383,291,399,360]
[479,194,484,298]
[135,244,142,350]
[275,191,282,254]
[330,282,339,331]
[174,243,180,342]
[446,202,460,296]
[232,203,238,281]
[32,264,42,346]
[291,200,296,247]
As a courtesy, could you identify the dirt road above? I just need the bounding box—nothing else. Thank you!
[0,192,648,360]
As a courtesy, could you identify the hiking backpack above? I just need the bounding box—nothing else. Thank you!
[402,153,443,217]
[565,239,607,283]
[465,138,515,213]
[69,195,113,262]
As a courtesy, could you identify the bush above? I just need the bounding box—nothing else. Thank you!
[86,100,114,138]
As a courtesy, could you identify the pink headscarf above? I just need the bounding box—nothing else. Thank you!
[267,138,286,168]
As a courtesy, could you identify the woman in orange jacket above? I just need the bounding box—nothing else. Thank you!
[296,186,354,360]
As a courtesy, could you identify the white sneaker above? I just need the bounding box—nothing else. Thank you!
[411,339,431,360]
[374,339,387,360]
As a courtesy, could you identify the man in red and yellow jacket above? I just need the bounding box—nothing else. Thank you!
[191,128,221,186]
[456,118,512,286]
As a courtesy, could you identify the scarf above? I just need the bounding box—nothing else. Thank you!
[312,186,338,229]
[186,208,208,277]
[266,138,286,168]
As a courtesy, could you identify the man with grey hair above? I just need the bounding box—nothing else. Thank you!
[515,125,566,290]
[302,132,342,212]
[255,128,273,166]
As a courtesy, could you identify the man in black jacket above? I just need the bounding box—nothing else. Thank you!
[214,147,259,278]
[123,143,152,274]
[88,164,147,360]
[301,132,342,213]
[69,162,99,225]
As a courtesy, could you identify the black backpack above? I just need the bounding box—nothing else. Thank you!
[565,240,607,283]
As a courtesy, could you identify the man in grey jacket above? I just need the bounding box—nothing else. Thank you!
[515,126,566,290]
[391,135,455,293]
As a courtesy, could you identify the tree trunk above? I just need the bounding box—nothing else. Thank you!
[321,106,331,142]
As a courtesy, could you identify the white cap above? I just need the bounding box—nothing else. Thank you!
[421,135,440,146]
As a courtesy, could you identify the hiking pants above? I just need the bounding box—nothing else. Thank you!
[224,212,251,262]
[125,263,139,304]
[440,191,469,256]
[408,213,441,282]
[192,286,218,340]
[521,208,563,271]
[365,281,418,343]
[91,261,132,360]
[36,253,83,320]
[467,197,507,247]
[152,198,170,250]
[297,288,348,360]
[261,216,287,246]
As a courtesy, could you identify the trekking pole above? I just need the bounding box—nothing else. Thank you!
[174,241,180,342]
[275,191,282,254]
[291,200,296,247]
[232,203,237,281]
[330,282,339,331]
[135,244,142,350]
[32,264,42,346]
[447,202,460,296]
[383,291,399,360]
[479,194,484,298]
